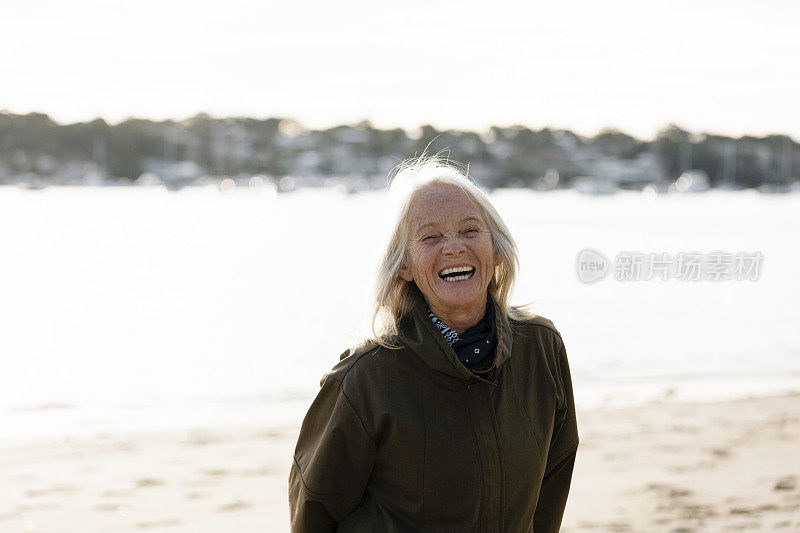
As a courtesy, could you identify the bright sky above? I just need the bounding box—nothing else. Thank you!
[3,0,799,139]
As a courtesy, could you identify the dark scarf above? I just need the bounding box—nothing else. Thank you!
[427,299,497,369]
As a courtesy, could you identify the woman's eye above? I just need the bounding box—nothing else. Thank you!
[463,228,479,236]
[422,235,440,242]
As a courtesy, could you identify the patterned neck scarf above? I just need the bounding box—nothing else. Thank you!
[427,299,497,369]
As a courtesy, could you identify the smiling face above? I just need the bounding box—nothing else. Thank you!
[398,183,500,329]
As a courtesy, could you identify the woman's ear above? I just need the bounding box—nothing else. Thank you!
[398,263,413,282]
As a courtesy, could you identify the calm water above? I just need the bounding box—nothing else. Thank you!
[1,185,798,441]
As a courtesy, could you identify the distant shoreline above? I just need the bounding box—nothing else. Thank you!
[2,111,797,191]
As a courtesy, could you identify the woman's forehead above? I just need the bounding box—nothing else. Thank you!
[407,185,485,229]
[414,215,483,232]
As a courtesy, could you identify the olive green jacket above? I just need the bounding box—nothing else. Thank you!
[289,292,579,532]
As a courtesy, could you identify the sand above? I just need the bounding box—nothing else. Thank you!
[563,394,800,532]
[1,393,798,532]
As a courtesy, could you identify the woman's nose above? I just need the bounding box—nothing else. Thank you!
[441,235,466,256]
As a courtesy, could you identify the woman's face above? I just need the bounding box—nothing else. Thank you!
[399,183,499,320]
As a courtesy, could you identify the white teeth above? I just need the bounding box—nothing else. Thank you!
[444,273,472,282]
[439,266,475,276]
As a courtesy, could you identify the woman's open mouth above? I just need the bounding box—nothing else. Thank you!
[438,265,476,282]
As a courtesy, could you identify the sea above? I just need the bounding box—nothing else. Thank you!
[1,185,798,442]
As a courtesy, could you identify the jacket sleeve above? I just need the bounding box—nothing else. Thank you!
[288,374,377,532]
[533,343,579,532]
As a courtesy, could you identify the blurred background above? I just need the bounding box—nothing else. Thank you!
[1,0,799,531]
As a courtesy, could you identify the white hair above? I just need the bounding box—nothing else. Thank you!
[371,154,530,346]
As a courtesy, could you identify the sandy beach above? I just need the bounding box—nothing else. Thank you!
[2,393,798,532]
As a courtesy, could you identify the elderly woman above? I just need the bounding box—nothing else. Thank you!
[288,157,579,532]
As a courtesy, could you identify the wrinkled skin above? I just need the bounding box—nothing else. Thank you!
[399,184,500,333]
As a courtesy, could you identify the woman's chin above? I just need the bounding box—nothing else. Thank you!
[432,283,486,312]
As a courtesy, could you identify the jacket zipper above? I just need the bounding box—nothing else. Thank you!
[488,385,505,531]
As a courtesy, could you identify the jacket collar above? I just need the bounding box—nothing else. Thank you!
[398,285,513,383]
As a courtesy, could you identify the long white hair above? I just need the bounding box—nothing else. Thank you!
[372,154,529,346]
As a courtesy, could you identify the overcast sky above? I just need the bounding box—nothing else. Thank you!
[3,0,799,139]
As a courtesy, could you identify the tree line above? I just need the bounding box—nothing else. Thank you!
[0,111,797,189]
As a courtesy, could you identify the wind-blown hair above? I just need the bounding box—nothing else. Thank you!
[372,155,529,346]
